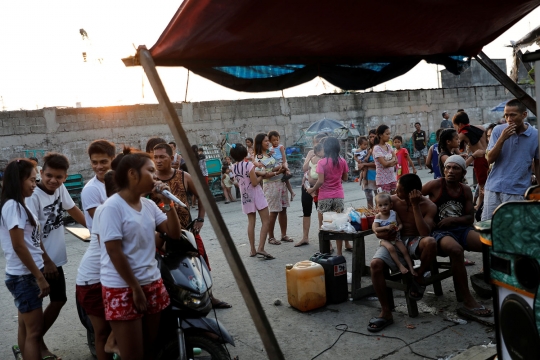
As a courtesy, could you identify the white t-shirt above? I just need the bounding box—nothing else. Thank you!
[26,184,75,267]
[76,206,103,286]
[0,200,43,275]
[81,176,107,233]
[99,194,167,288]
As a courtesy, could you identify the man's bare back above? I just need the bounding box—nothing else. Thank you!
[390,194,437,237]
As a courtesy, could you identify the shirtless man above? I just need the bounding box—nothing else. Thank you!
[422,155,492,318]
[452,111,488,189]
[368,174,438,332]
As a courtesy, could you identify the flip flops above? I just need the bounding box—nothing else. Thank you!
[464,259,476,266]
[367,317,394,332]
[212,300,233,309]
[12,345,22,360]
[294,241,309,247]
[457,305,493,318]
[280,236,294,242]
[256,252,276,260]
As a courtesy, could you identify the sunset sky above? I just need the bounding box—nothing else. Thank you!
[0,1,538,111]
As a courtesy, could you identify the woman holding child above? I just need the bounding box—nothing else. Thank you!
[373,125,398,194]
[253,133,292,245]
[295,134,326,247]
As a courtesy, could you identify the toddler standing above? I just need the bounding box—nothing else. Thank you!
[221,166,236,204]
[372,193,416,275]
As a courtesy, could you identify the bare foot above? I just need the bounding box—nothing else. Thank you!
[398,265,409,274]
[42,349,62,360]
[294,240,309,247]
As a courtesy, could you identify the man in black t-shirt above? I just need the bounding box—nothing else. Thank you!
[412,122,427,169]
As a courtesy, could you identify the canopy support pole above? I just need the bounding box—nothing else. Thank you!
[137,46,285,360]
[475,51,536,116]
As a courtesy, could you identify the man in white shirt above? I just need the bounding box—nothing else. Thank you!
[26,152,86,359]
[81,139,116,233]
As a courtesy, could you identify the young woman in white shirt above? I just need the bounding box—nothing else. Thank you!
[99,149,181,360]
[0,159,55,360]
[76,169,119,360]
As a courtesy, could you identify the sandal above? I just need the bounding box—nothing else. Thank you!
[256,252,276,260]
[12,345,22,360]
[457,305,493,318]
[268,237,282,245]
[280,236,294,242]
[367,317,394,333]
[464,259,476,266]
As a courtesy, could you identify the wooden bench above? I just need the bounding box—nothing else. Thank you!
[384,260,458,317]
[319,229,458,317]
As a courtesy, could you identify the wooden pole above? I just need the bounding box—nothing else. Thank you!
[137,46,285,360]
[475,51,536,116]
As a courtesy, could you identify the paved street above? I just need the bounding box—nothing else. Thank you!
[0,169,494,359]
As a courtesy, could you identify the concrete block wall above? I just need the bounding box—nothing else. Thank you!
[0,85,535,180]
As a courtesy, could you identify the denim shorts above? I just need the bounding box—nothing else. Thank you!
[5,272,43,313]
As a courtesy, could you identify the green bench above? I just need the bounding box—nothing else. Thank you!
[64,174,84,208]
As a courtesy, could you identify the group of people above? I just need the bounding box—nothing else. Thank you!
[366,99,538,332]
[0,137,234,360]
[0,98,538,358]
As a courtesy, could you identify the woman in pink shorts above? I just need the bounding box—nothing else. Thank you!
[98,148,181,360]
[373,125,398,193]
[230,143,274,259]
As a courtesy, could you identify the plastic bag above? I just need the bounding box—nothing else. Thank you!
[349,210,361,223]
[321,223,336,231]
[338,222,356,233]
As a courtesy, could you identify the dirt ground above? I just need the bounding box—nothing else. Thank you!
[0,169,495,359]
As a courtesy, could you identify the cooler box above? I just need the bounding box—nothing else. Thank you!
[310,253,348,304]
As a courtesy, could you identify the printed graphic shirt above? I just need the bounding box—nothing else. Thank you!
[26,184,75,266]
[412,130,427,150]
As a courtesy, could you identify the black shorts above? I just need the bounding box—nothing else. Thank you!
[48,266,67,302]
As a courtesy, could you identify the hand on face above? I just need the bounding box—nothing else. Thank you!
[409,189,423,206]
[500,123,516,141]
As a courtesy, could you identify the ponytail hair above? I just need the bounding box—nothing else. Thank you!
[438,129,457,154]
[375,125,389,145]
[0,159,37,227]
[114,147,151,190]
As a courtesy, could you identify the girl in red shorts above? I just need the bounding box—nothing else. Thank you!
[98,149,181,360]
[76,170,119,360]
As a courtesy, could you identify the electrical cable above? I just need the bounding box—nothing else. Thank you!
[310,323,458,360]
[199,252,233,360]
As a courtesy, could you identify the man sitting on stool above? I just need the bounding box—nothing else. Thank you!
[422,155,492,317]
[368,174,438,332]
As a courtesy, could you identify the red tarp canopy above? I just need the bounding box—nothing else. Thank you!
[147,0,540,91]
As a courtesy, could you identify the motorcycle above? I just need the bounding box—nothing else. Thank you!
[77,220,235,359]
